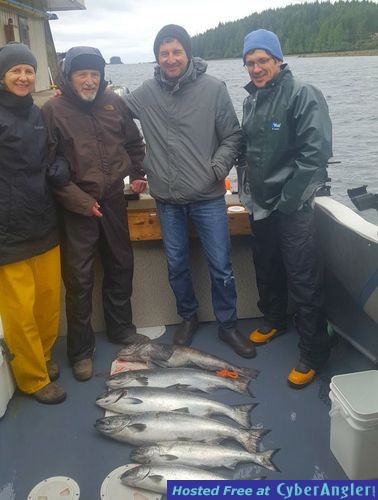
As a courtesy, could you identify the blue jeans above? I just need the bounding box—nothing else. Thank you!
[156,197,237,329]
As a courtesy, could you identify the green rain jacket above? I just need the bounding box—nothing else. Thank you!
[241,65,332,220]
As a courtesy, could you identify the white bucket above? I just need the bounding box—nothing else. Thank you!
[329,370,378,479]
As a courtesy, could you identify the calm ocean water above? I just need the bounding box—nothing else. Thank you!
[106,56,378,224]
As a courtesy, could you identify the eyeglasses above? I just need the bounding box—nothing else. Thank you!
[244,57,273,69]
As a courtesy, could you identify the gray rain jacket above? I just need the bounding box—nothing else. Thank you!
[125,58,242,204]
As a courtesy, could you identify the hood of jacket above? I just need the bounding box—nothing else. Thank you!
[154,56,207,93]
[58,46,107,111]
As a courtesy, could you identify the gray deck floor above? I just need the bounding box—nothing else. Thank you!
[0,318,375,499]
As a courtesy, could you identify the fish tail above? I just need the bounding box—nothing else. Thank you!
[233,375,252,395]
[231,403,257,428]
[241,427,270,453]
[256,448,281,472]
[238,366,260,380]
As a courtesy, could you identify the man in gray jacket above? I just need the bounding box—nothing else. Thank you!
[125,24,255,358]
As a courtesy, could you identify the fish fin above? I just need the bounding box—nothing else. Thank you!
[161,454,179,461]
[241,427,271,453]
[129,423,147,433]
[124,397,143,405]
[237,366,260,380]
[258,448,281,472]
[172,407,190,413]
[231,403,257,428]
[167,384,191,390]
[232,375,251,395]
[149,474,165,484]
[245,379,256,397]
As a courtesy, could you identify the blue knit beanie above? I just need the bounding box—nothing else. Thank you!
[243,29,283,62]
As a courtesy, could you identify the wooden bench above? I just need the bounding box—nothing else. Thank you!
[127,195,251,241]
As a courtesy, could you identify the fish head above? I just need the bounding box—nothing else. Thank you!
[105,375,127,389]
[130,445,159,463]
[96,389,125,407]
[118,343,152,360]
[121,465,151,486]
[94,415,131,435]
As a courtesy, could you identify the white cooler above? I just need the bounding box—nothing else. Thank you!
[0,316,15,418]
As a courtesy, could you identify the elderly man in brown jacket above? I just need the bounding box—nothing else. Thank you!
[42,46,147,381]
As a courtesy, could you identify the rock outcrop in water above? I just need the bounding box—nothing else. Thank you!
[109,56,123,64]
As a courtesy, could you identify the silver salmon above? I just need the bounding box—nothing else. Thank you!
[121,464,227,494]
[117,342,259,379]
[131,441,280,472]
[94,412,269,452]
[105,367,253,396]
[96,387,256,427]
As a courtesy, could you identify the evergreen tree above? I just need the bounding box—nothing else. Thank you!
[191,0,378,58]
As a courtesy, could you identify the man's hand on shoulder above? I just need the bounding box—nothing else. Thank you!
[130,179,147,193]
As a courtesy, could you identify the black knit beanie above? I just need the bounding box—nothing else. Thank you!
[67,53,105,79]
[0,42,37,79]
[153,24,192,61]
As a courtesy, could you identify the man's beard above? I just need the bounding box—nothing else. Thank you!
[78,88,98,101]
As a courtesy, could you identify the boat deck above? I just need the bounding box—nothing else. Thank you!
[0,318,375,499]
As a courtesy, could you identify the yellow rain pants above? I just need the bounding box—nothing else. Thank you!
[0,246,61,394]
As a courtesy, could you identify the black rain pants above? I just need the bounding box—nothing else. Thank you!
[250,207,331,369]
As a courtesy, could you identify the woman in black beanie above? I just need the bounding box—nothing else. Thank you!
[0,43,66,404]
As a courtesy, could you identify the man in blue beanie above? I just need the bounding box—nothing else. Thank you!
[238,29,333,388]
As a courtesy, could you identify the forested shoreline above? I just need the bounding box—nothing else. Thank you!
[192,1,378,59]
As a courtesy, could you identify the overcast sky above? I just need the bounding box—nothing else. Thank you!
[49,0,316,63]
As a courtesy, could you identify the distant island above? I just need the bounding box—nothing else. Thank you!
[109,56,123,64]
[192,0,378,59]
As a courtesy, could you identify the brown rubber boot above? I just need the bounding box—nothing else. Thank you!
[72,358,93,381]
[46,359,60,381]
[33,383,66,404]
[219,327,256,358]
[115,333,151,345]
[173,314,199,346]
